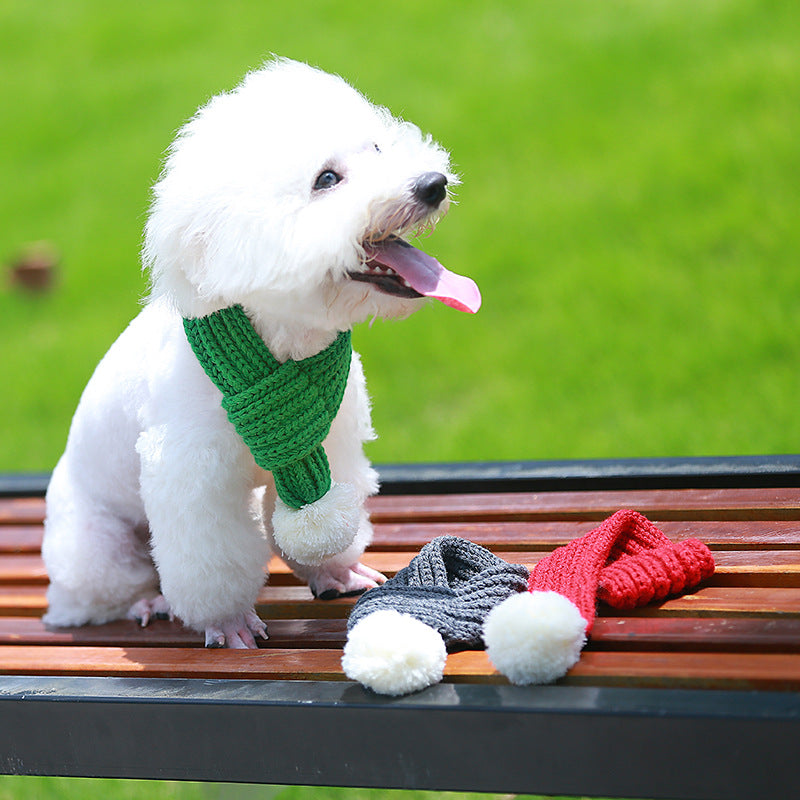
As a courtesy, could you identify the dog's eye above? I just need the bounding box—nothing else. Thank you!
[313,170,343,191]
[374,143,381,153]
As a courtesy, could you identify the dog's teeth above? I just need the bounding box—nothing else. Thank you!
[360,261,402,280]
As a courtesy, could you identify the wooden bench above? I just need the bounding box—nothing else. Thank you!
[1,456,799,799]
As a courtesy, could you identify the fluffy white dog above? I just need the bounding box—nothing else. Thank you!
[42,58,481,648]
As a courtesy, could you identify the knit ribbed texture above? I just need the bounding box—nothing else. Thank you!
[347,536,529,651]
[183,305,352,509]
[529,509,715,632]
[598,536,715,609]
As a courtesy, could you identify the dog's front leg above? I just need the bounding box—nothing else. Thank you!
[137,420,270,648]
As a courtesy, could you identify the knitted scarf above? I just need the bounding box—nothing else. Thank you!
[347,536,529,651]
[183,305,352,509]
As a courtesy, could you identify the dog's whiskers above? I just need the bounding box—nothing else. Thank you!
[364,205,440,249]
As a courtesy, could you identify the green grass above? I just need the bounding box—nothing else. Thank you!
[0,3,796,795]
[1,0,799,471]
[0,779,627,800]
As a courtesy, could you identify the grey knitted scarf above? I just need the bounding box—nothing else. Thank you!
[347,536,529,652]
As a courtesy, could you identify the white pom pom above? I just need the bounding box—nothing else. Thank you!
[483,591,587,685]
[341,610,447,696]
[272,481,359,566]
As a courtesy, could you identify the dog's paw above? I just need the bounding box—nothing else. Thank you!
[127,595,173,627]
[309,562,386,600]
[204,609,269,649]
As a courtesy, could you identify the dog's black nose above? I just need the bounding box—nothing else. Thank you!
[413,172,448,207]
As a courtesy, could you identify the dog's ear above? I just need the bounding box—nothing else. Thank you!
[144,186,312,313]
[142,202,215,314]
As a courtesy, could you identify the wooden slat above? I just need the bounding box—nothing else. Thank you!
[5,615,798,654]
[0,616,346,648]
[0,497,45,524]
[371,520,800,549]
[284,585,800,621]
[446,651,800,691]
[0,645,347,679]
[0,645,798,691]
[5,615,799,655]
[564,651,800,691]
[644,587,800,617]
[0,526,42,554]
[4,550,799,589]
[367,488,800,523]
[0,586,47,616]
[0,552,392,588]
[0,555,48,584]
[588,617,800,652]
[5,584,798,620]
[5,486,800,527]
[5,521,800,568]
[710,551,800,587]
[0,585,357,619]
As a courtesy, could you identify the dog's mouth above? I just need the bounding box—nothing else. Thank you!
[349,236,481,314]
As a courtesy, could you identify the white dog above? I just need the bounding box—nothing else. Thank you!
[42,58,480,648]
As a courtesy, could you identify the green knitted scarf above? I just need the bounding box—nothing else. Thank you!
[183,305,352,509]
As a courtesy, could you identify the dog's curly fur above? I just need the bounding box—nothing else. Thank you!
[42,58,473,648]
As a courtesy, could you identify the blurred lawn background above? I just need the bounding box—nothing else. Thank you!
[0,0,797,797]
[1,0,799,473]
[0,779,623,800]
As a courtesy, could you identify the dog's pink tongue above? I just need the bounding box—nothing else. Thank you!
[365,239,481,313]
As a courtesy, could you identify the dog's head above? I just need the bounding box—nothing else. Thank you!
[144,58,479,328]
